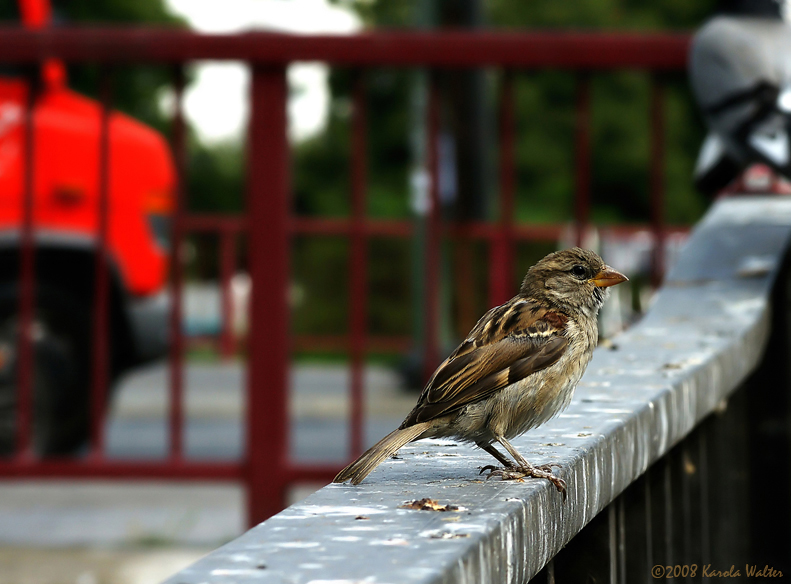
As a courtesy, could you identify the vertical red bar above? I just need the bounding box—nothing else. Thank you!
[489,71,516,307]
[169,66,186,460]
[89,67,112,454]
[349,72,368,458]
[453,240,475,335]
[16,68,37,457]
[650,76,665,287]
[575,73,591,249]
[219,226,236,360]
[422,73,441,384]
[246,65,290,525]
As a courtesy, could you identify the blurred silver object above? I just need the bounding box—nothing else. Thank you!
[690,7,791,193]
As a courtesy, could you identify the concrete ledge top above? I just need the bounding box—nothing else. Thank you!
[165,197,791,584]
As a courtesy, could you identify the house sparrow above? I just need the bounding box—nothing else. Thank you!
[333,248,627,495]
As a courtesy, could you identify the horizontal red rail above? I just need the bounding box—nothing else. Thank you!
[0,28,690,68]
[185,216,689,239]
[0,460,244,480]
[292,334,412,353]
[289,217,687,240]
[188,334,412,354]
[291,217,411,238]
[0,459,340,483]
[182,215,248,232]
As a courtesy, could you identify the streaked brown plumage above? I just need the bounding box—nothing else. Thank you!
[333,248,627,494]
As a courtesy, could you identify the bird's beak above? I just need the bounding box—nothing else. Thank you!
[590,266,629,288]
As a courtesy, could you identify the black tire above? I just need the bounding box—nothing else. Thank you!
[0,285,92,456]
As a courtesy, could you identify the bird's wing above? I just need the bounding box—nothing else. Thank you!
[402,299,569,426]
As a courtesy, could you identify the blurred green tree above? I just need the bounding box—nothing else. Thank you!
[0,0,722,345]
[315,0,716,227]
[291,0,718,342]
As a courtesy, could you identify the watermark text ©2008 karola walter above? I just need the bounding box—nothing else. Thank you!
[652,565,784,579]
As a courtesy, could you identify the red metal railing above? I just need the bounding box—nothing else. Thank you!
[181,215,246,359]
[168,65,187,462]
[16,66,36,460]
[0,28,691,526]
[89,67,111,456]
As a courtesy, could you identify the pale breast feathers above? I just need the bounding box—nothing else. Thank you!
[400,299,569,427]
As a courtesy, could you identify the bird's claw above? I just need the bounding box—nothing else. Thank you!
[479,464,567,500]
[546,475,567,499]
[484,468,526,481]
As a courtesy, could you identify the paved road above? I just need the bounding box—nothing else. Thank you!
[106,361,413,461]
[0,362,417,583]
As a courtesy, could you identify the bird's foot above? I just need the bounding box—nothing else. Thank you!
[480,466,528,481]
[526,465,567,498]
[479,464,567,499]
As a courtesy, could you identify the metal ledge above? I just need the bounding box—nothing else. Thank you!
[165,197,791,584]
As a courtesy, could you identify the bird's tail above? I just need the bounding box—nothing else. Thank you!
[333,422,429,485]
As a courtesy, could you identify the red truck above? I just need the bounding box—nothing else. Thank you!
[0,0,175,454]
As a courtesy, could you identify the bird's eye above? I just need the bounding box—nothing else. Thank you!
[571,265,587,278]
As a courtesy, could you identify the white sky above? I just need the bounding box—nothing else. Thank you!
[164,0,362,144]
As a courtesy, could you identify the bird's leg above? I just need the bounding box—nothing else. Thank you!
[477,443,517,475]
[484,436,566,497]
[482,443,513,467]
[499,436,562,473]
